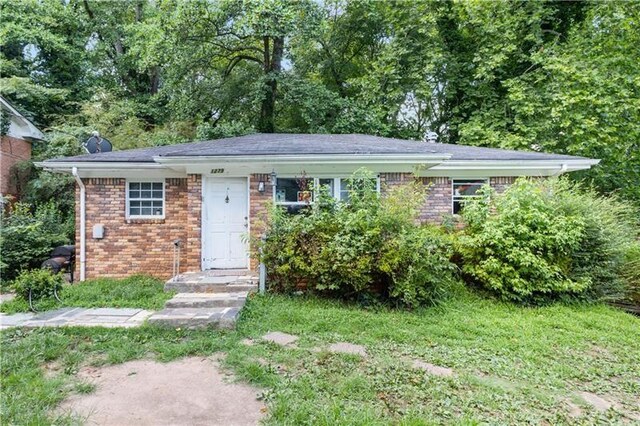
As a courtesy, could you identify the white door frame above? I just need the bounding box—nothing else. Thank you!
[201,176,250,270]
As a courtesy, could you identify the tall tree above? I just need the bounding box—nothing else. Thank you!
[152,0,321,133]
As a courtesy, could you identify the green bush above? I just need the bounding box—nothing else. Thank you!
[11,269,64,301]
[458,177,638,303]
[621,243,640,304]
[261,170,458,307]
[0,202,72,281]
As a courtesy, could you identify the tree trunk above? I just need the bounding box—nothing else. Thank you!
[258,36,284,133]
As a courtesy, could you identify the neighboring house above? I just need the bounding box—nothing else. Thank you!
[37,133,599,281]
[0,96,44,198]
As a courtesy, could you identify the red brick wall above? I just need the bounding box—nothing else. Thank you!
[74,173,519,279]
[76,177,190,280]
[248,174,274,269]
[380,173,518,224]
[0,135,31,195]
[186,174,202,272]
[490,176,516,193]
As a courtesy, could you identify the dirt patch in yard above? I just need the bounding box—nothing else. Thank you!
[56,356,265,426]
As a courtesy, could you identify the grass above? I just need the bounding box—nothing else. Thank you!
[1,289,639,424]
[0,275,172,314]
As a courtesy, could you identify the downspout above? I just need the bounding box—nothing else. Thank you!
[72,167,86,281]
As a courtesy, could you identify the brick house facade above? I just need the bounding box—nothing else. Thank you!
[74,172,518,279]
[41,133,597,282]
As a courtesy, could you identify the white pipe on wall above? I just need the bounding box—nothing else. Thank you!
[72,167,86,281]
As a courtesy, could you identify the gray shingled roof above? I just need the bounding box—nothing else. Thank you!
[45,133,590,163]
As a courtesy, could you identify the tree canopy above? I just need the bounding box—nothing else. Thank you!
[1,0,638,205]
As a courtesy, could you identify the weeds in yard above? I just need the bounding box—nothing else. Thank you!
[1,291,639,425]
[0,275,172,314]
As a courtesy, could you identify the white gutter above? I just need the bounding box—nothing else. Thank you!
[35,161,167,171]
[428,159,600,171]
[72,167,86,282]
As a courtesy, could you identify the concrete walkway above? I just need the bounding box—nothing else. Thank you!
[0,307,153,330]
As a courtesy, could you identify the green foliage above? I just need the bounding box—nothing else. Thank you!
[2,0,639,211]
[621,244,640,304]
[2,294,640,425]
[261,170,458,307]
[458,2,640,206]
[11,269,63,301]
[0,275,171,314]
[0,108,10,135]
[0,202,72,281]
[458,178,638,303]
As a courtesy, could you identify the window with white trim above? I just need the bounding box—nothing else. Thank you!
[274,177,379,209]
[452,179,488,214]
[127,181,165,218]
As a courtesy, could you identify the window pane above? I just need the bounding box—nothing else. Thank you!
[316,178,334,198]
[453,182,484,197]
[128,182,164,216]
[453,200,462,214]
[275,178,304,203]
[339,178,376,201]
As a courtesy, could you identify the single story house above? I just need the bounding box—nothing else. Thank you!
[38,133,599,281]
[1,96,44,199]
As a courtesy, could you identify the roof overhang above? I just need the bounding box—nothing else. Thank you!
[35,156,600,179]
[420,159,600,178]
[34,161,186,179]
[153,153,451,175]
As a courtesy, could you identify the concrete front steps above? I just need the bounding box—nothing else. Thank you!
[148,270,257,329]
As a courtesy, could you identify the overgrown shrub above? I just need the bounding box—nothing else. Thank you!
[0,202,72,281]
[621,243,640,304]
[458,178,638,303]
[261,170,458,307]
[11,268,64,301]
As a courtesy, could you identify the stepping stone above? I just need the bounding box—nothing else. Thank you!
[147,307,240,330]
[577,391,613,412]
[0,312,35,328]
[241,338,255,346]
[566,401,583,418]
[262,332,298,346]
[412,360,454,377]
[328,342,367,357]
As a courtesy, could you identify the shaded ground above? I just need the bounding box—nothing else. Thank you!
[57,357,265,426]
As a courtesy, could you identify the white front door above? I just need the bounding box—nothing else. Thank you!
[202,177,248,269]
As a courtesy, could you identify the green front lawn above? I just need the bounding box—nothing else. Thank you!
[2,290,639,424]
[0,275,172,314]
